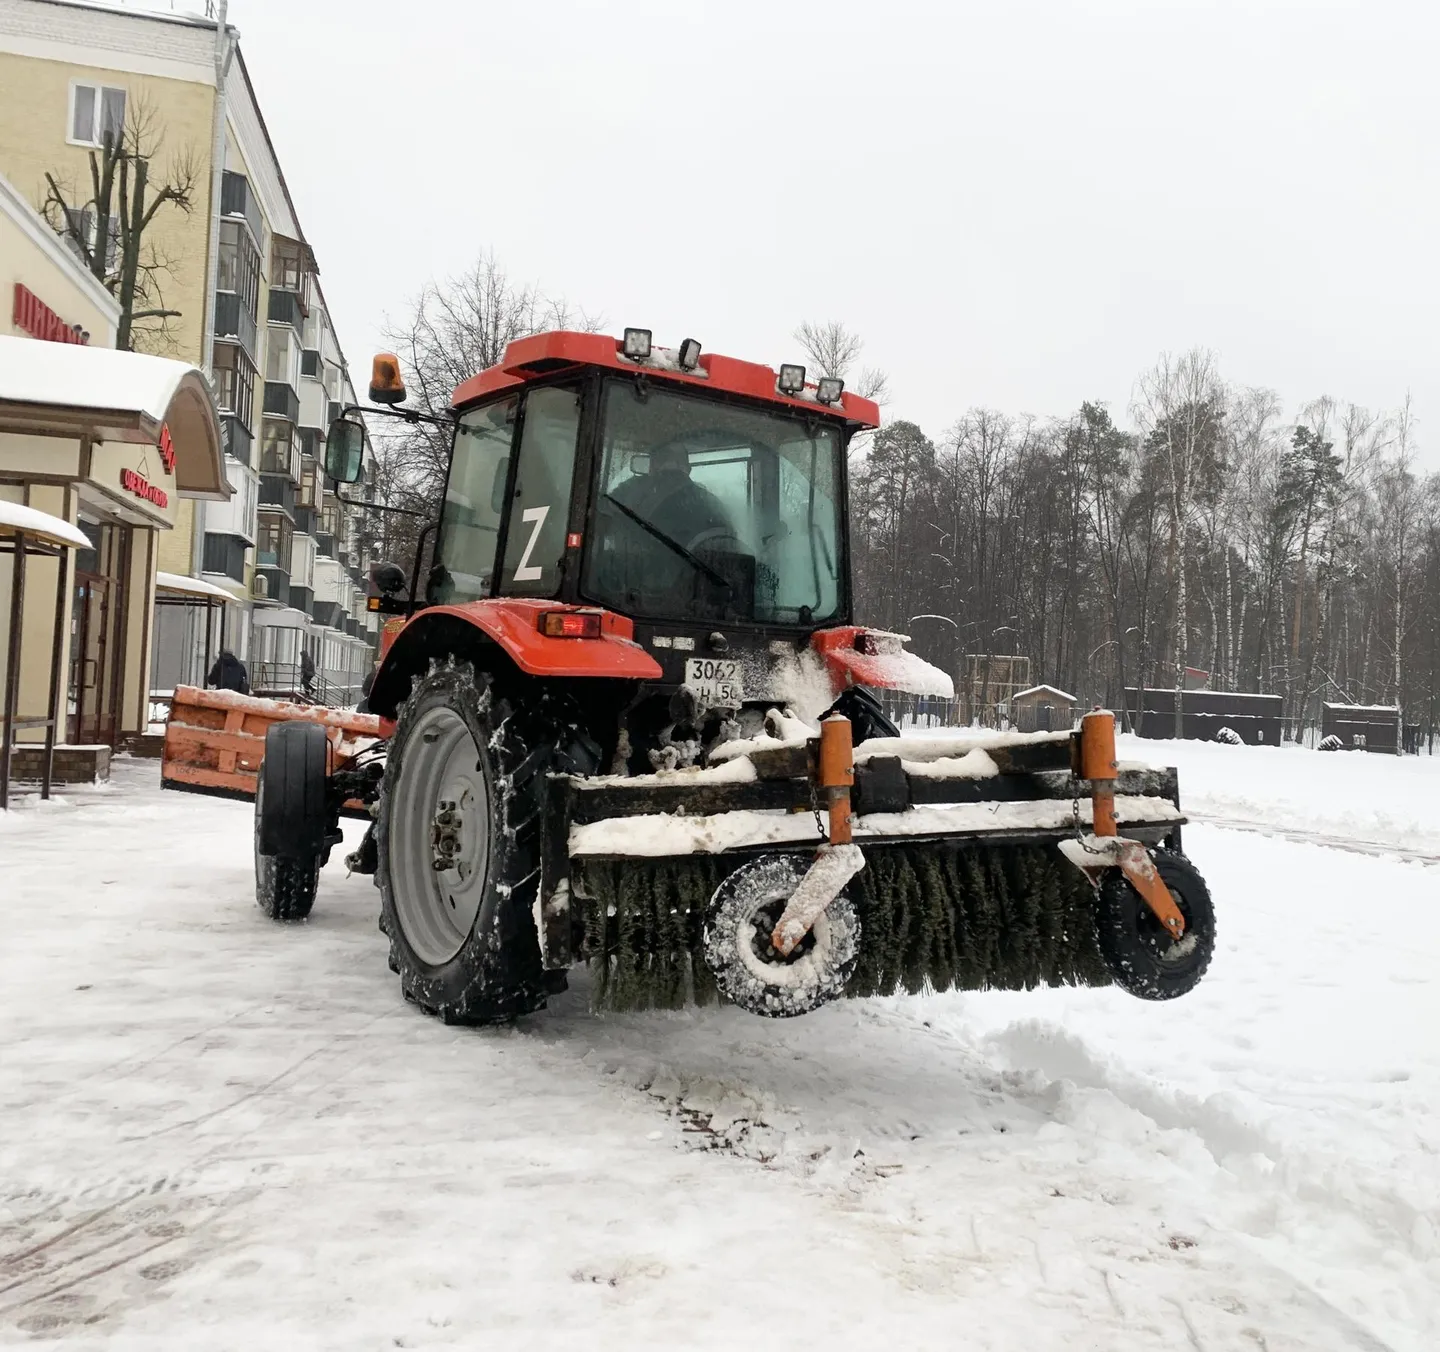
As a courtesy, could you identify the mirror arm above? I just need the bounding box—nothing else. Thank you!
[339,402,454,430]
[334,493,429,518]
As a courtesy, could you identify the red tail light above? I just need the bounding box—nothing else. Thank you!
[540,610,603,639]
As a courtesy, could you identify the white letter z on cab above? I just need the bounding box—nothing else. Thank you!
[513,505,550,582]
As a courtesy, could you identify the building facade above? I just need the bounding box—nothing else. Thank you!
[1,167,227,751]
[0,0,382,726]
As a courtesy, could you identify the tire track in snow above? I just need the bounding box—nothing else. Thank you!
[1195,814,1440,866]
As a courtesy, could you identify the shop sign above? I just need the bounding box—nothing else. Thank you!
[120,468,168,509]
[159,423,176,474]
[12,284,90,345]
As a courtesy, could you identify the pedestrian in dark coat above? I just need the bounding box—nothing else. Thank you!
[207,650,250,695]
[301,650,316,696]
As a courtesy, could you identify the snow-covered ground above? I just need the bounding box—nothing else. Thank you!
[1,753,1436,1350]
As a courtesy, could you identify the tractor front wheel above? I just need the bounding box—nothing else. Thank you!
[253,721,327,922]
[376,659,548,1024]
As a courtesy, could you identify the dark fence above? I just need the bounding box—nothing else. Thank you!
[1125,688,1283,745]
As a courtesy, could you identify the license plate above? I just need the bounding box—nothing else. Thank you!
[684,657,744,707]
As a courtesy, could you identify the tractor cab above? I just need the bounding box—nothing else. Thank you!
[328,330,890,766]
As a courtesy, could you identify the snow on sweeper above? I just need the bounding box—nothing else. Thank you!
[161,328,1216,1022]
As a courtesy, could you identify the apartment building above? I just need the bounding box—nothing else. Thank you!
[0,0,382,717]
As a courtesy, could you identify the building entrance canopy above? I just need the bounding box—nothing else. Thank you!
[0,334,230,509]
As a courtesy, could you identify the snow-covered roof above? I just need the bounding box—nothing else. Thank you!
[155,571,238,602]
[1011,684,1076,703]
[0,499,91,550]
[0,335,228,501]
[1322,703,1399,715]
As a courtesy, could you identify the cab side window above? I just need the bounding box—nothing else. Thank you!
[499,386,581,596]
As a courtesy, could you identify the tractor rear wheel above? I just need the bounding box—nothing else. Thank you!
[376,659,548,1024]
[1094,849,1215,1000]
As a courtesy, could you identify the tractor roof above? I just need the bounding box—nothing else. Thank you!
[449,331,881,429]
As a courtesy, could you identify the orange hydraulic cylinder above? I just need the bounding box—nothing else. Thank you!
[818,714,855,845]
[1079,710,1119,837]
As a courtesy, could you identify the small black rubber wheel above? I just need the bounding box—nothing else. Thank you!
[253,759,321,922]
[1094,849,1215,1000]
[703,854,860,1018]
[376,659,549,1025]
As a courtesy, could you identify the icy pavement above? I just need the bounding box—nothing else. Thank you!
[1,760,1436,1350]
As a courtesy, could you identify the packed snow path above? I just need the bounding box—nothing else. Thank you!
[1,759,1436,1350]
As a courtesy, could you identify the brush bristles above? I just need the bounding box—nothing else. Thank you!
[574,844,1111,1013]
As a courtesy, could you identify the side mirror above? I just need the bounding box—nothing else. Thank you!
[324,416,367,484]
[370,560,407,596]
[490,456,510,514]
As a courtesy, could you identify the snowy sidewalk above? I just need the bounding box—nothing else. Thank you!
[0,761,1436,1350]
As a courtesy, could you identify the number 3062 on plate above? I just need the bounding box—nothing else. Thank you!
[684,657,744,707]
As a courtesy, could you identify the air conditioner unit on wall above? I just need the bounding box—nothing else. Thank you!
[251,573,269,599]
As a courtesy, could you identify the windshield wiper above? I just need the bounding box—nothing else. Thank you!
[602,492,734,595]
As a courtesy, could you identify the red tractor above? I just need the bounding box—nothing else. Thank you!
[165,328,1214,1023]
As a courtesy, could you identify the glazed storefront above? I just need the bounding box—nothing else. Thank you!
[0,336,227,750]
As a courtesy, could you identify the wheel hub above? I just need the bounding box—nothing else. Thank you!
[389,704,492,967]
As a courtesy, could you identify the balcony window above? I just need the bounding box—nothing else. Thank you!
[265,327,299,388]
[270,236,313,311]
[256,513,293,568]
[298,459,320,510]
[217,221,261,317]
[260,418,300,480]
[213,343,256,428]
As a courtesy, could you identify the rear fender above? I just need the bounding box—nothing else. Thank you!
[367,600,662,719]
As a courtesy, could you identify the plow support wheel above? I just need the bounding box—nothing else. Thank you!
[1073,710,1187,940]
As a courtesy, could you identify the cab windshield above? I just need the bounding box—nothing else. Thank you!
[584,380,845,626]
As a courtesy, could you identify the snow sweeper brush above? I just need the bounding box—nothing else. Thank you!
[557,709,1216,1016]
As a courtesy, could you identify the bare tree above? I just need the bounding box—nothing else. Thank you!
[41,97,199,352]
[1133,349,1228,735]
[368,250,600,574]
[793,320,891,404]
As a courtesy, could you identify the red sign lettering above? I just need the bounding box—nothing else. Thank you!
[120,468,169,509]
[158,423,177,475]
[12,284,90,345]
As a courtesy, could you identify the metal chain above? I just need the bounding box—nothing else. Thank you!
[809,777,828,841]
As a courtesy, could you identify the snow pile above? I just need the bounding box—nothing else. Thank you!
[708,708,815,763]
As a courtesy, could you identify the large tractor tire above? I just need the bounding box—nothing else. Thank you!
[254,721,328,922]
[376,659,549,1024]
[1094,849,1215,1000]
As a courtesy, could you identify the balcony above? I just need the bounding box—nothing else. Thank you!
[289,586,314,617]
[221,171,265,249]
[202,533,247,584]
[221,415,253,466]
[267,288,305,333]
[258,476,297,517]
[311,600,342,628]
[263,381,300,424]
[293,505,316,536]
[214,291,258,361]
[301,349,322,379]
[257,568,290,608]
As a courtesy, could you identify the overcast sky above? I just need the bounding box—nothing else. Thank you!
[227,0,1436,454]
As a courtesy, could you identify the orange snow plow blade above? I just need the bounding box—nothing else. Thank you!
[161,685,391,801]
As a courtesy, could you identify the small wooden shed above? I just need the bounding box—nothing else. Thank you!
[1321,704,1402,754]
[1009,684,1077,733]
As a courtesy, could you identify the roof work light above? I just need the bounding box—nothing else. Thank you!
[678,338,702,371]
[622,328,652,360]
[816,376,844,405]
[777,364,806,395]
